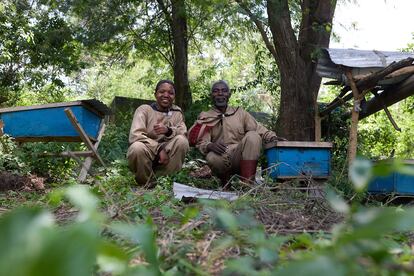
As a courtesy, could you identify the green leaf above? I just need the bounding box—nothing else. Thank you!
[326,188,349,214]
[214,209,239,232]
[349,158,372,192]
[181,206,199,225]
[65,185,101,222]
[275,255,347,276]
[223,256,256,275]
[0,208,55,275]
[47,188,65,207]
[161,205,175,218]
[0,208,101,276]
[110,223,160,275]
[96,241,129,274]
[340,207,414,243]
[258,246,278,264]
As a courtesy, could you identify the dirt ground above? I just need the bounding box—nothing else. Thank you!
[0,171,45,191]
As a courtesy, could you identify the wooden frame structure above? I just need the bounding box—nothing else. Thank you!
[0,100,111,182]
[316,48,414,166]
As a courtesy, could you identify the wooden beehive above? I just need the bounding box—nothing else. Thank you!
[0,100,110,142]
[368,160,414,194]
[265,141,333,179]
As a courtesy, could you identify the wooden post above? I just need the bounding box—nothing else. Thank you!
[77,122,106,182]
[345,70,360,167]
[64,108,105,167]
[315,114,322,142]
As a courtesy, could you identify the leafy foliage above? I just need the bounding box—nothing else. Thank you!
[3,161,414,275]
[0,135,29,174]
[359,104,414,159]
[0,0,83,105]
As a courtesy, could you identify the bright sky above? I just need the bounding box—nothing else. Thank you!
[331,0,414,51]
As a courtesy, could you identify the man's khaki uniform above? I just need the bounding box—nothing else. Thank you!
[189,106,276,177]
[127,104,189,184]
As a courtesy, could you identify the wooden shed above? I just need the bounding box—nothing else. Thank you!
[316,48,414,165]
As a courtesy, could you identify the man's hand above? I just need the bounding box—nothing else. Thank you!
[270,136,288,142]
[207,141,228,155]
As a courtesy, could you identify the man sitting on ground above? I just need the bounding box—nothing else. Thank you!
[188,80,282,186]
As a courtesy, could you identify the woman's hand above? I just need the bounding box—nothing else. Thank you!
[154,122,169,135]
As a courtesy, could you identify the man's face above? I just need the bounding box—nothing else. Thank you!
[211,83,230,108]
[155,83,175,109]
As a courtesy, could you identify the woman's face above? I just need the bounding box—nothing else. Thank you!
[155,83,175,110]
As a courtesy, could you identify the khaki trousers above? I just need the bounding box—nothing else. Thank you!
[206,131,261,176]
[127,135,189,185]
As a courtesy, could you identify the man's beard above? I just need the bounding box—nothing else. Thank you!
[214,98,228,107]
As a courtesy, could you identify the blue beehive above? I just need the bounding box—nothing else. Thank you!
[368,161,414,194]
[0,100,111,142]
[265,141,333,179]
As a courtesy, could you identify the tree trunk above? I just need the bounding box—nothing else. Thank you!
[277,64,316,141]
[171,0,192,110]
[266,0,336,141]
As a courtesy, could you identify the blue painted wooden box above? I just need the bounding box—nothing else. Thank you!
[368,161,414,194]
[265,141,333,179]
[0,100,110,142]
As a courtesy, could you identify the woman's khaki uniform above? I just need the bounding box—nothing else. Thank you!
[127,104,189,185]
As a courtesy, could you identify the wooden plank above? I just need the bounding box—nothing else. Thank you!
[78,122,106,182]
[0,101,83,114]
[61,151,95,157]
[40,151,94,157]
[64,108,105,167]
[276,141,332,148]
[385,65,414,79]
[80,102,107,118]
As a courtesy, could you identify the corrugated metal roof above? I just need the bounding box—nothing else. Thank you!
[322,48,413,68]
[317,48,414,84]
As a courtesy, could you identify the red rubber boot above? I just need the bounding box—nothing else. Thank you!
[240,160,258,183]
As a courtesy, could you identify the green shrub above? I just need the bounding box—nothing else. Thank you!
[0,135,29,175]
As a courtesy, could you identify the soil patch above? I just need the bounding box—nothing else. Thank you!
[0,171,45,191]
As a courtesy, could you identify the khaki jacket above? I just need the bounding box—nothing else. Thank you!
[129,104,187,155]
[189,106,276,155]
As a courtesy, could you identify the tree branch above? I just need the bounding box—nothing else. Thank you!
[298,0,336,55]
[128,27,174,67]
[156,0,172,24]
[266,0,299,67]
[236,0,278,62]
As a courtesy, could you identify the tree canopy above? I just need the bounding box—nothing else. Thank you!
[0,0,83,105]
